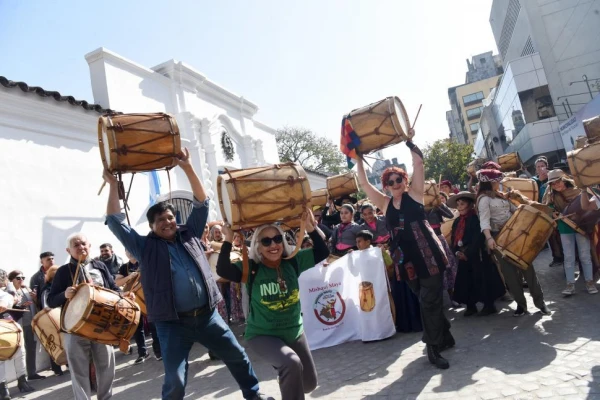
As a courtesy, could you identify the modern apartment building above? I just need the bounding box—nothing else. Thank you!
[447,52,503,145]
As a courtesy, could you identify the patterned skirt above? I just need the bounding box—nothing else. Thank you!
[437,234,458,291]
[216,282,245,324]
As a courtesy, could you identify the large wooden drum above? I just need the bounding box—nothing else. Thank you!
[584,115,600,143]
[327,172,359,200]
[500,177,539,204]
[344,97,412,154]
[122,275,146,315]
[575,135,588,150]
[62,284,140,348]
[32,308,67,365]
[0,320,21,361]
[441,210,459,244]
[498,152,522,172]
[218,163,311,230]
[567,141,600,187]
[423,180,441,211]
[311,188,328,209]
[494,205,556,270]
[467,158,486,177]
[98,113,181,174]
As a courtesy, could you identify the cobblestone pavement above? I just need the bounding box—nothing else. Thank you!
[12,248,600,400]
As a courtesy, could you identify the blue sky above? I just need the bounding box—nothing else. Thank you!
[0,0,497,164]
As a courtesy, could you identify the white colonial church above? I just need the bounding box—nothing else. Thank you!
[0,47,326,307]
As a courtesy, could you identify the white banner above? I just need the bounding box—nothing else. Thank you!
[299,247,396,350]
[559,93,600,151]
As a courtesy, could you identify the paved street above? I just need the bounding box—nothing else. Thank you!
[12,248,600,400]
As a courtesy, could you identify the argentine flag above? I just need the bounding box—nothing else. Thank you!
[149,170,161,206]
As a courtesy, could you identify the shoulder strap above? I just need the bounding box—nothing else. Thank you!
[246,260,260,307]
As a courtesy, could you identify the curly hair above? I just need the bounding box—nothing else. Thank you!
[381,167,409,189]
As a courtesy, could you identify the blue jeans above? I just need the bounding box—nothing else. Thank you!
[155,309,260,400]
[560,233,593,283]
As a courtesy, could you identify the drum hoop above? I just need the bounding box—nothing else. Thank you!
[494,247,529,270]
[62,285,95,334]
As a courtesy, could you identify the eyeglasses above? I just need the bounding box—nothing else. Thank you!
[15,277,25,281]
[260,235,284,247]
[387,177,403,187]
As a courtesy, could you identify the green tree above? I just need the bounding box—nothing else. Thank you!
[422,139,474,187]
[276,126,347,174]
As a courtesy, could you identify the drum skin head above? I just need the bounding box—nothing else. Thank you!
[63,285,91,332]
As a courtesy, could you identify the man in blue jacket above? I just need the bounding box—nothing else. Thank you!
[105,148,270,400]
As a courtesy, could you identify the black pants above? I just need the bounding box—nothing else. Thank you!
[407,274,451,346]
[23,325,37,376]
[134,317,161,357]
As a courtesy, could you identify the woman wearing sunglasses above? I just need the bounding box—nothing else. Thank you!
[216,210,328,400]
[356,131,453,370]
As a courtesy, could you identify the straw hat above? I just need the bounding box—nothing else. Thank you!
[547,169,566,184]
[447,191,476,208]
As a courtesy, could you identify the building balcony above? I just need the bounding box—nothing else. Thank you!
[504,116,563,164]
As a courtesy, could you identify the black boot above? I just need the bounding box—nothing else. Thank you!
[426,344,449,369]
[17,375,34,393]
[0,381,10,400]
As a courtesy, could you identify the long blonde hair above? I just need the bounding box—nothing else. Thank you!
[249,225,295,263]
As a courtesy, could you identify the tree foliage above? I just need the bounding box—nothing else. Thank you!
[422,139,474,187]
[276,126,347,175]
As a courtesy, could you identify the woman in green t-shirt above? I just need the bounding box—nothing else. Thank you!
[216,210,329,400]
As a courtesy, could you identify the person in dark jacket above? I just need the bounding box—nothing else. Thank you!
[47,233,127,400]
[29,251,55,309]
[96,243,123,278]
[448,192,504,316]
[104,148,271,400]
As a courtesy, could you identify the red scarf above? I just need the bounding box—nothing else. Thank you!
[453,209,476,248]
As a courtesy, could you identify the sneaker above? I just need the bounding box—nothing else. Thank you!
[134,353,150,364]
[539,305,552,315]
[549,260,563,268]
[513,306,527,317]
[586,281,598,294]
[28,374,45,380]
[155,354,162,361]
[562,283,576,296]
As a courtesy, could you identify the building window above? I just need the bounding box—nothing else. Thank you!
[498,0,521,59]
[470,122,480,134]
[462,92,485,106]
[466,106,483,120]
[480,58,486,64]
[521,36,535,57]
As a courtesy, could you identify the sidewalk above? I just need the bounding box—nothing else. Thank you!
[13,248,600,399]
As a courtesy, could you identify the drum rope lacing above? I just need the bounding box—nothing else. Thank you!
[496,211,550,267]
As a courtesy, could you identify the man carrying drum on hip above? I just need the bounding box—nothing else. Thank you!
[47,233,126,400]
[104,148,272,400]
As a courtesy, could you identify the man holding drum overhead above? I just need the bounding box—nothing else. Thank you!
[105,148,272,400]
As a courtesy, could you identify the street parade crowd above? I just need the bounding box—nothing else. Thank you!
[2,100,600,400]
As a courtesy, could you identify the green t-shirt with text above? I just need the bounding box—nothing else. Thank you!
[234,249,316,345]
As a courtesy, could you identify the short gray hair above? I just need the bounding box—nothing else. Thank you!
[66,232,87,248]
[249,225,296,263]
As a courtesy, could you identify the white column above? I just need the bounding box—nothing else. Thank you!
[199,118,220,220]
[253,139,265,166]
[242,135,257,167]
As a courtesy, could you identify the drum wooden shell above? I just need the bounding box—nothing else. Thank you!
[311,188,328,209]
[498,152,522,172]
[122,277,146,315]
[575,135,588,150]
[423,180,441,211]
[61,284,140,346]
[500,177,539,204]
[584,115,600,143]
[441,210,459,244]
[467,158,485,177]
[346,97,412,154]
[0,320,21,361]
[562,193,600,234]
[32,308,67,365]
[218,163,311,230]
[359,281,375,312]
[327,172,359,200]
[98,113,181,174]
[567,141,600,187]
[494,204,556,270]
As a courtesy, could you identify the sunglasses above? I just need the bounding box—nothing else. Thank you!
[15,277,25,281]
[387,177,403,187]
[260,235,284,247]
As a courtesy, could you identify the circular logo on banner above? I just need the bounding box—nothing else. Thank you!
[313,289,346,326]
